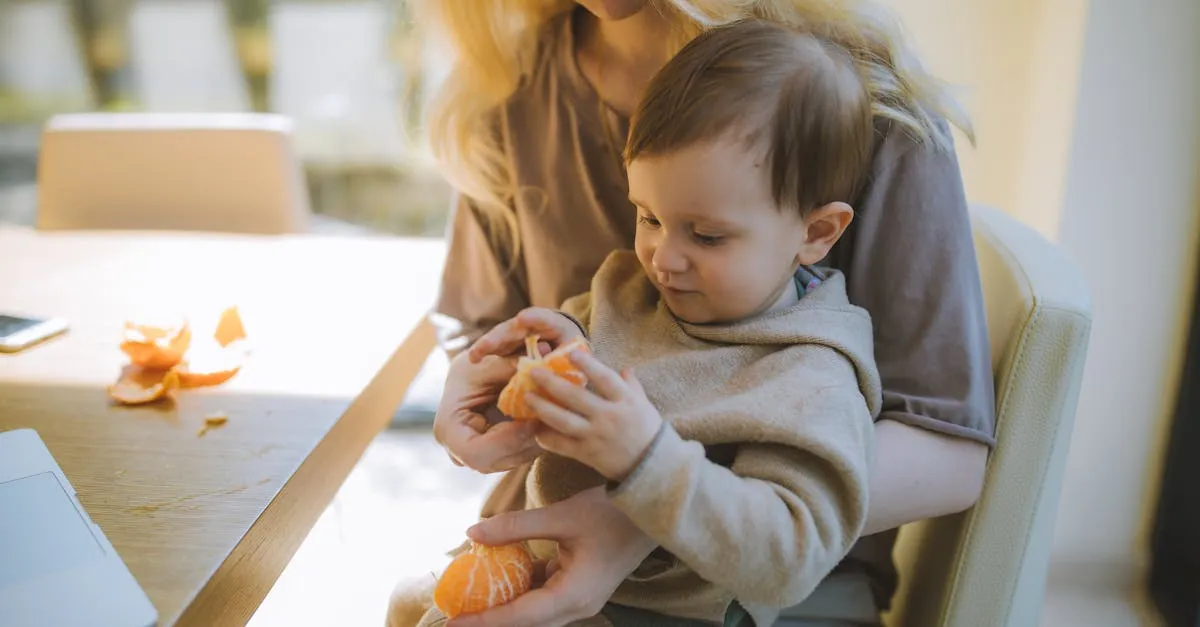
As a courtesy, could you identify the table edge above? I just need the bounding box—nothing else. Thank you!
[167,316,438,626]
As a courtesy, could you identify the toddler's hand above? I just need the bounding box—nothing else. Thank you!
[525,350,662,482]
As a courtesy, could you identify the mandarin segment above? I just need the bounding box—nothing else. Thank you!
[497,336,591,420]
[433,542,534,618]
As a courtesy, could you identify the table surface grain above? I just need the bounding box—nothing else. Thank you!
[0,227,443,625]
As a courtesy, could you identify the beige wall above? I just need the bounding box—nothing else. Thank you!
[1053,0,1200,582]
[884,0,1088,239]
[885,0,1200,616]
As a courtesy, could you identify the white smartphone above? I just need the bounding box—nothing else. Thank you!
[0,314,70,353]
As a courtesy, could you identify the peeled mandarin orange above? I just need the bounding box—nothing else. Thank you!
[497,335,591,420]
[108,366,180,405]
[433,542,534,618]
[120,317,192,370]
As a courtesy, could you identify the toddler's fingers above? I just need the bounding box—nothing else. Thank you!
[526,394,589,437]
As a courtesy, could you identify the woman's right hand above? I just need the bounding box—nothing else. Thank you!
[446,486,657,627]
[468,308,585,363]
[434,351,542,473]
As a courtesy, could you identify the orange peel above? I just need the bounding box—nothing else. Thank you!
[112,306,250,408]
[213,306,247,348]
[197,412,229,437]
[175,339,248,388]
[120,318,192,370]
[108,366,180,405]
[497,336,591,420]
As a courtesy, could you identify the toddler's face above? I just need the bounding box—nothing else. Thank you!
[628,138,812,325]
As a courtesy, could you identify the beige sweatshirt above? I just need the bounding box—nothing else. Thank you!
[520,251,882,626]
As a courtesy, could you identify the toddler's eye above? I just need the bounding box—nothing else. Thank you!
[637,215,662,229]
[694,233,724,246]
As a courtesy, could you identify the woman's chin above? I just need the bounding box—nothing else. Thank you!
[577,0,649,21]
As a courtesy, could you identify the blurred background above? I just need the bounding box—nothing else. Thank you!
[1,0,1197,625]
[0,0,451,235]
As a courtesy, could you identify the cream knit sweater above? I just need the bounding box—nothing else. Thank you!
[519,251,881,626]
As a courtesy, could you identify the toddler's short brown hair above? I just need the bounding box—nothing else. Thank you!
[626,20,875,215]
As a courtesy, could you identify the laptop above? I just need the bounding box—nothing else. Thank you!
[0,429,157,627]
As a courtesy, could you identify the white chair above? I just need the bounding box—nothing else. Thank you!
[266,1,406,169]
[35,112,311,234]
[883,204,1093,627]
[0,0,95,114]
[125,0,251,112]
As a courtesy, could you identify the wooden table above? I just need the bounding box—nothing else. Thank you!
[0,227,444,626]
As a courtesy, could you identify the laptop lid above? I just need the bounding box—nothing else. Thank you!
[0,429,158,627]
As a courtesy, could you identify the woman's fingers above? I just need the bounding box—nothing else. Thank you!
[446,583,585,627]
[443,418,541,474]
[468,308,582,362]
[467,505,568,546]
[467,317,528,362]
[469,354,520,386]
[543,558,561,580]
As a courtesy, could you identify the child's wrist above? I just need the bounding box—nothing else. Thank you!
[605,420,667,486]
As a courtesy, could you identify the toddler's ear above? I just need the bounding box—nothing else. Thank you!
[797,202,854,265]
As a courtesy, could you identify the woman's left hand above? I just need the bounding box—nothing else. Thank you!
[526,349,663,482]
[434,351,543,473]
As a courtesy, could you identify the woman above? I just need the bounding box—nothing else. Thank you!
[406,1,995,625]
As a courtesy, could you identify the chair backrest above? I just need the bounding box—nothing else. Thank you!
[885,204,1093,627]
[35,112,311,234]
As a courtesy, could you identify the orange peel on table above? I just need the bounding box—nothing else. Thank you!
[497,335,591,420]
[175,339,249,388]
[196,412,229,437]
[213,306,247,348]
[433,542,534,619]
[109,306,250,405]
[120,318,192,370]
[108,366,181,405]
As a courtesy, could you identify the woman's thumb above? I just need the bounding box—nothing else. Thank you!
[467,507,561,545]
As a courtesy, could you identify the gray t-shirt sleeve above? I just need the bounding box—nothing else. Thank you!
[432,194,530,354]
[827,125,996,446]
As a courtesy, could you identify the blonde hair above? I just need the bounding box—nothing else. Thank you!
[414,0,972,248]
[627,20,875,214]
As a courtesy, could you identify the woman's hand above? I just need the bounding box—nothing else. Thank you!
[446,487,657,627]
[433,351,542,473]
[468,308,585,363]
[527,350,662,482]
